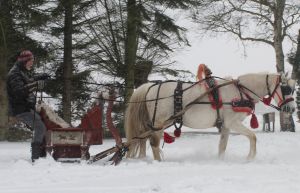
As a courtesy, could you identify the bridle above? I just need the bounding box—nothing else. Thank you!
[266,74,294,109]
[238,74,294,111]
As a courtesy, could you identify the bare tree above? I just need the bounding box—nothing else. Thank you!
[193,0,300,131]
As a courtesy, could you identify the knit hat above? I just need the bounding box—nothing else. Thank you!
[17,50,34,62]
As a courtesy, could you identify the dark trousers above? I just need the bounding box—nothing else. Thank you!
[16,110,47,143]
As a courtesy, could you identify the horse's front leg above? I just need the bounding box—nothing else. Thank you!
[218,127,230,159]
[231,122,257,160]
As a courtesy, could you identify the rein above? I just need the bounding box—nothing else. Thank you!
[95,76,231,104]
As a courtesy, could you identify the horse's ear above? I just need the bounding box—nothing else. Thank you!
[280,72,288,85]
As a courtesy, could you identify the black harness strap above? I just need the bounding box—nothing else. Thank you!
[266,74,271,96]
[205,77,223,129]
[151,81,163,128]
[146,79,237,131]
[173,81,183,130]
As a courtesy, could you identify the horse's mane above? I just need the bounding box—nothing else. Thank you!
[239,72,278,76]
[223,76,233,80]
[36,102,70,128]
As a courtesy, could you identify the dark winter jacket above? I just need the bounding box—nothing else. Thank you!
[6,62,37,116]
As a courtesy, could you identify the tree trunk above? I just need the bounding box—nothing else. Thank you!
[62,0,73,123]
[273,0,285,73]
[134,61,153,88]
[0,2,9,140]
[0,38,8,140]
[292,30,300,122]
[124,0,138,103]
[273,0,294,131]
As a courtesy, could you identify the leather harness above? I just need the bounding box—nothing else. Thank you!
[147,74,289,132]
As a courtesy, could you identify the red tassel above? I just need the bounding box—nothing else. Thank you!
[250,114,259,129]
[174,129,181,137]
[164,132,175,144]
[263,96,272,105]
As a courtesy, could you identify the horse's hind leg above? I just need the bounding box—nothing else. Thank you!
[138,139,147,158]
[218,127,230,159]
[150,131,163,161]
[231,122,257,160]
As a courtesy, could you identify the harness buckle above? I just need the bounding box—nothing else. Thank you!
[215,117,223,129]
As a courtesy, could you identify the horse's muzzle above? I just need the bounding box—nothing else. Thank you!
[279,98,295,113]
[281,105,295,113]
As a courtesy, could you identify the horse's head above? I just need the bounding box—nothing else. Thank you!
[270,73,295,113]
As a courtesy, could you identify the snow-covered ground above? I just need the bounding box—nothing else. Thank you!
[1,115,300,193]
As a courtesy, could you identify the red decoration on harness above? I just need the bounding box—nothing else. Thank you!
[164,132,175,144]
[250,113,259,129]
[197,64,223,110]
[174,129,181,137]
[197,64,207,80]
[231,98,253,115]
[232,106,252,114]
[206,81,223,109]
[263,96,272,105]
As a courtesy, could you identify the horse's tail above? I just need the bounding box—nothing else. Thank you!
[125,84,151,158]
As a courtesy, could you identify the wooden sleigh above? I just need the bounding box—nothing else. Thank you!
[37,91,122,162]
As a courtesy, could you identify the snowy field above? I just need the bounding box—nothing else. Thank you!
[1,115,300,193]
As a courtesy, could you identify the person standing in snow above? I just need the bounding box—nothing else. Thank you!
[6,50,50,162]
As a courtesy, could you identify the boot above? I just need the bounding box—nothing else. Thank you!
[39,138,47,158]
[31,142,41,162]
[39,146,46,158]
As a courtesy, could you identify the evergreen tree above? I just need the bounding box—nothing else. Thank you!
[44,0,97,122]
[78,0,198,133]
[80,0,199,94]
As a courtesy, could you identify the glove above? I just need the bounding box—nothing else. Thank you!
[34,73,51,81]
[27,93,36,109]
[25,80,45,92]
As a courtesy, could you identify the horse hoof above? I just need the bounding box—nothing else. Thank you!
[218,154,225,160]
[246,156,255,161]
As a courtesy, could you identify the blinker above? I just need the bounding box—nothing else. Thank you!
[281,85,292,95]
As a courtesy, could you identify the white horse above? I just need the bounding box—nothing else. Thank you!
[125,73,295,161]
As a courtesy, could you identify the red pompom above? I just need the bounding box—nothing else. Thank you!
[174,129,181,137]
[250,114,259,129]
[263,96,272,105]
[164,132,175,144]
